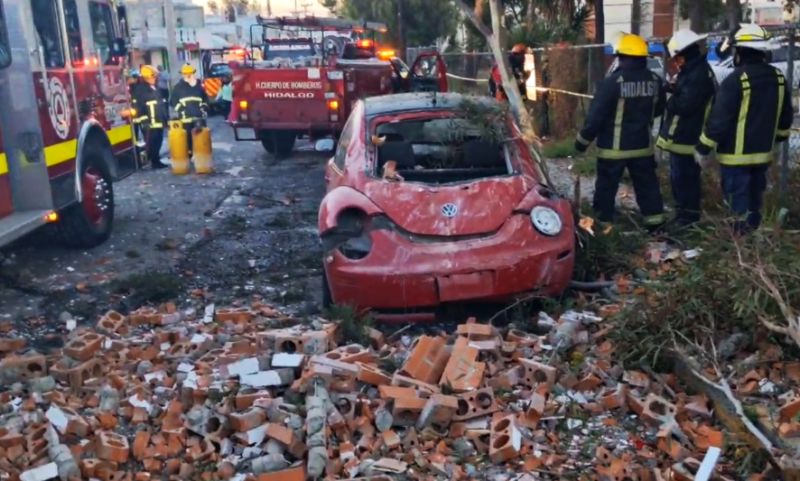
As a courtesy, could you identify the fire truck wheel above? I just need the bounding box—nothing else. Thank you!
[259,131,276,154]
[273,132,296,159]
[57,144,114,248]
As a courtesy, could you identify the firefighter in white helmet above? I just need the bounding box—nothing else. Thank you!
[695,24,793,233]
[655,29,716,226]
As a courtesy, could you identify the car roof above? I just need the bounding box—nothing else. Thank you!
[363,92,498,117]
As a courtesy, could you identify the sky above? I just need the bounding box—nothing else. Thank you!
[266,0,329,16]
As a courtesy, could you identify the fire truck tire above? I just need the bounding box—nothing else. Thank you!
[273,132,296,159]
[258,130,276,154]
[57,144,114,248]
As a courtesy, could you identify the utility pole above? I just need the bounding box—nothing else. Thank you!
[164,0,180,83]
[396,0,406,61]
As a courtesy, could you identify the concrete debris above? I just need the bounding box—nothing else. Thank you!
[0,302,740,480]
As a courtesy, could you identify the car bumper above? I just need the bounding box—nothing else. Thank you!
[324,214,575,310]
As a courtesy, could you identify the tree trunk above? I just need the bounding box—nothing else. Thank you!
[525,0,536,34]
[631,0,641,35]
[594,0,604,43]
[726,0,741,30]
[455,0,553,185]
[689,0,704,32]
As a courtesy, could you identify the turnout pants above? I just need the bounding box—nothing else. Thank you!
[594,156,665,227]
[144,127,165,167]
[720,164,769,233]
[670,153,702,224]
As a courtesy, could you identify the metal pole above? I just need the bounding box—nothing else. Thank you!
[781,25,794,201]
[164,0,180,83]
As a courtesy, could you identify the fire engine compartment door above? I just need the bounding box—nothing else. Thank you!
[0,0,54,244]
[409,52,448,93]
[0,0,52,212]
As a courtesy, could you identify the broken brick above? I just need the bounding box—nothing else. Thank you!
[417,394,459,429]
[96,431,130,463]
[63,332,104,361]
[440,337,485,392]
[489,415,521,463]
[392,396,427,427]
[400,335,450,384]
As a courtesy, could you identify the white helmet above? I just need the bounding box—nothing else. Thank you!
[734,23,778,52]
[667,29,708,57]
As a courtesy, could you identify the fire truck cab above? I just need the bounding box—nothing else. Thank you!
[0,0,134,249]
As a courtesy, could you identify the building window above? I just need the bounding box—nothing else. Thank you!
[89,1,118,65]
[31,0,65,68]
[63,0,83,66]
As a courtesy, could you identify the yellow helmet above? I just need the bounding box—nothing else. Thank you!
[616,34,648,57]
[180,63,197,75]
[140,65,157,79]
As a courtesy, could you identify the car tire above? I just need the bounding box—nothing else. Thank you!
[274,132,296,159]
[56,142,114,248]
[259,130,276,154]
[322,266,333,310]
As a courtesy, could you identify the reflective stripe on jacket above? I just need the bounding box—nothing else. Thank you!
[577,64,666,160]
[131,84,168,129]
[696,62,793,165]
[170,79,209,124]
[656,57,717,155]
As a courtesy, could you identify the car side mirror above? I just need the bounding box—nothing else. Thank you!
[315,139,335,153]
[111,38,128,57]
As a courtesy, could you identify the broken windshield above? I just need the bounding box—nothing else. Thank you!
[373,115,513,185]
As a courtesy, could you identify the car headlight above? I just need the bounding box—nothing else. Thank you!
[530,206,562,236]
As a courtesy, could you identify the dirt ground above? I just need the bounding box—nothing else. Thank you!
[0,117,328,342]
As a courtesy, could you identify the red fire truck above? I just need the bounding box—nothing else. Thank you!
[0,0,134,249]
[230,16,448,158]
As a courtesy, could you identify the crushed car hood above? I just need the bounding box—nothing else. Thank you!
[362,176,530,237]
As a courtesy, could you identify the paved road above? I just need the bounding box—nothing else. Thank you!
[0,118,328,340]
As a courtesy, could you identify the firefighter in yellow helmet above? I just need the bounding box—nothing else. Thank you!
[489,43,528,101]
[170,63,209,153]
[575,34,667,231]
[694,24,793,233]
[131,65,169,168]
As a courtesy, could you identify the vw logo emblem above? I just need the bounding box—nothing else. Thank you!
[441,203,458,218]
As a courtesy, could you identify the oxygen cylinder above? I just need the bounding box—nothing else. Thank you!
[168,121,190,175]
[192,127,213,174]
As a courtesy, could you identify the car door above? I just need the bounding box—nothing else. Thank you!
[409,52,448,92]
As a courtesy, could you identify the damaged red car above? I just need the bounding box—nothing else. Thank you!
[317,92,575,316]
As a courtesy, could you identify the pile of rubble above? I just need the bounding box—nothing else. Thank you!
[0,303,734,481]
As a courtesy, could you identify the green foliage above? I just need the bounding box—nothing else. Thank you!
[611,225,800,367]
[335,0,458,47]
[573,221,647,282]
[508,5,591,46]
[326,304,375,346]
[541,136,578,159]
[456,98,510,144]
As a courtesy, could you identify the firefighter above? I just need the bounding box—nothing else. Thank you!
[574,33,667,231]
[656,29,716,226]
[132,65,169,169]
[170,63,209,153]
[489,43,527,101]
[695,24,793,234]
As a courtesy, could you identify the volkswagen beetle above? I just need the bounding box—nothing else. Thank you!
[318,92,575,317]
